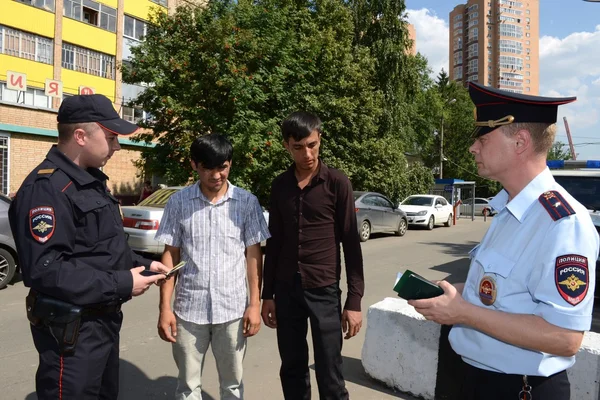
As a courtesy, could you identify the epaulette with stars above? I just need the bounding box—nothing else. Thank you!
[538,191,575,221]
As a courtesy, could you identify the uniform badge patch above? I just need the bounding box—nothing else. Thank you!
[479,276,497,306]
[555,254,588,306]
[29,207,55,244]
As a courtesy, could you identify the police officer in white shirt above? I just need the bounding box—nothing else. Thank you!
[409,82,599,400]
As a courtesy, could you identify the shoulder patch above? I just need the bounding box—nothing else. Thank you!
[538,191,575,221]
[555,254,588,306]
[29,207,55,244]
[37,168,55,175]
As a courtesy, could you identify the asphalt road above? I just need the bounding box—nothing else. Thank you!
[4,217,592,400]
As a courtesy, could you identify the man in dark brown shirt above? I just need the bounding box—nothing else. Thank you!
[261,111,364,400]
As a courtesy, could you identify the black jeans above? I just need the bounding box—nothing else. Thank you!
[31,312,122,400]
[275,274,348,400]
[460,361,570,400]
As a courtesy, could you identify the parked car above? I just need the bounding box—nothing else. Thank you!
[121,186,270,255]
[354,191,408,242]
[461,197,497,216]
[398,195,453,230]
[0,194,18,290]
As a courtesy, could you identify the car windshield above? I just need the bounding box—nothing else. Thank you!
[554,176,600,211]
[402,196,433,206]
[137,188,180,208]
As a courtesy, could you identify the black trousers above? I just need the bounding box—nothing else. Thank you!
[31,312,122,400]
[460,361,570,400]
[275,275,348,400]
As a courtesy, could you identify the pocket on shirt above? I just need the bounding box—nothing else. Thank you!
[474,248,516,278]
[73,196,119,244]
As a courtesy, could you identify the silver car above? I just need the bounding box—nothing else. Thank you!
[0,194,18,290]
[460,197,497,216]
[354,191,408,242]
[121,186,269,254]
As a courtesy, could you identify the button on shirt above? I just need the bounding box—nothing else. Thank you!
[449,168,599,376]
[155,182,270,325]
[262,161,364,311]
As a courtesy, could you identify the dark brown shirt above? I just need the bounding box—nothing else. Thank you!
[262,161,364,311]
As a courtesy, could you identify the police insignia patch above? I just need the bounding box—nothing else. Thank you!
[29,207,55,243]
[555,254,588,306]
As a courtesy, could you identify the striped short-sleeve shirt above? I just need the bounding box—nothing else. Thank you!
[155,182,270,325]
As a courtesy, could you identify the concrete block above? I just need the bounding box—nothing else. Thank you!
[569,331,600,400]
[361,297,440,400]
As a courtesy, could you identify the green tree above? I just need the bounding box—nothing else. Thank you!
[123,0,431,204]
[547,141,573,161]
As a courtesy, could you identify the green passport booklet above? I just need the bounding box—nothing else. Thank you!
[393,270,444,300]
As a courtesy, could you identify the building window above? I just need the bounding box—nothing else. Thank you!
[64,0,116,32]
[525,79,530,83]
[525,87,530,92]
[467,59,478,74]
[526,63,530,68]
[468,43,478,58]
[0,82,54,109]
[499,7,523,16]
[454,15,463,22]
[0,135,8,196]
[124,15,147,41]
[499,55,523,70]
[62,43,115,79]
[0,25,53,64]
[468,19,478,28]
[526,33,530,37]
[470,27,478,41]
[454,52,463,66]
[499,0,523,7]
[526,9,530,14]
[454,66,463,80]
[499,39,523,54]
[526,71,530,76]
[15,0,55,12]
[454,21,463,29]
[149,0,167,6]
[500,24,523,38]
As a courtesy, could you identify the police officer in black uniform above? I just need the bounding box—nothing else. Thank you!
[8,94,170,399]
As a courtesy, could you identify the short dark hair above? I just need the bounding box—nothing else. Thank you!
[190,133,233,169]
[281,111,322,142]
[56,122,96,143]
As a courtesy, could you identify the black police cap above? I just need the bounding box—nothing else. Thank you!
[57,94,139,136]
[468,82,576,137]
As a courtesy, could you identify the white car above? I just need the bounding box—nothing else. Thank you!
[461,197,497,216]
[398,195,453,230]
[121,186,270,254]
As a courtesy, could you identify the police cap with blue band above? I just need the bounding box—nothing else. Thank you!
[468,82,577,137]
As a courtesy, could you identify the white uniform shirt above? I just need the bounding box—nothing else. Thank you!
[449,168,599,376]
[155,182,271,325]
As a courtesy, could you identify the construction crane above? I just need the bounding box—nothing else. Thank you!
[563,117,577,160]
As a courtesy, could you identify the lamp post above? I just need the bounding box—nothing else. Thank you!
[439,98,457,179]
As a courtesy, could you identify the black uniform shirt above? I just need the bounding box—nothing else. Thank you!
[8,145,151,306]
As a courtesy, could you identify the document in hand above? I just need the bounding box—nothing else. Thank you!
[393,270,444,300]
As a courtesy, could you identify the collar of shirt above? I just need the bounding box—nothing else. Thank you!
[496,167,555,223]
[46,145,108,186]
[189,180,240,204]
[284,159,330,186]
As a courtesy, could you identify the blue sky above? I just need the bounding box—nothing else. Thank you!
[405,0,600,160]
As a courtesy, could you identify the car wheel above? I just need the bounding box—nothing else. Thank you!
[427,215,435,230]
[395,219,408,237]
[360,221,371,242]
[445,214,452,227]
[0,248,16,290]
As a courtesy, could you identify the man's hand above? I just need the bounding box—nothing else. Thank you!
[261,299,277,329]
[342,309,362,340]
[158,309,177,343]
[131,266,164,296]
[408,281,468,325]
[243,304,261,337]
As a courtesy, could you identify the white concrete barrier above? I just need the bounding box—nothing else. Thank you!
[361,297,439,400]
[362,297,600,400]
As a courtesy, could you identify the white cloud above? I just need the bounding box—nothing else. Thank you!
[406,8,449,78]
[540,26,600,158]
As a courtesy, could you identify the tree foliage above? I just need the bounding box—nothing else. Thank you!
[123,0,467,203]
[548,141,573,161]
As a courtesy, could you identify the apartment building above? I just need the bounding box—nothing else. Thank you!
[0,0,186,198]
[449,0,539,95]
